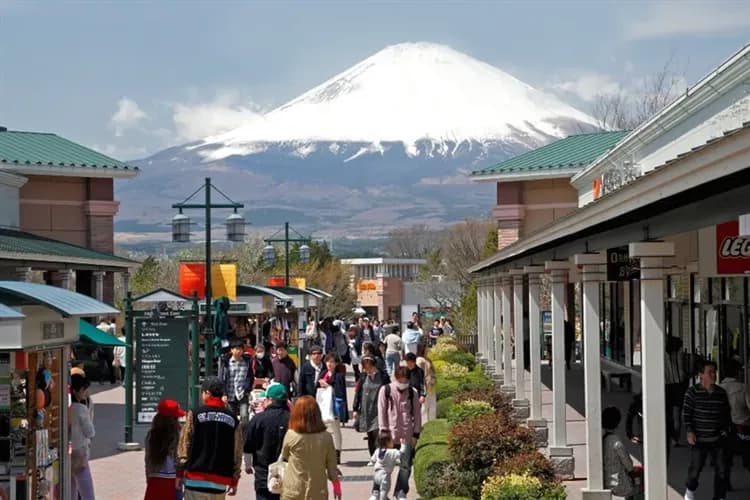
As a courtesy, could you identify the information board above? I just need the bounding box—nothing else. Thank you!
[606,246,640,282]
[136,317,189,423]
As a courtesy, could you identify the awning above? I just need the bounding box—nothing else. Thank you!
[236,285,292,301]
[0,303,24,320]
[78,320,126,346]
[269,286,324,299]
[0,281,119,317]
[307,287,333,298]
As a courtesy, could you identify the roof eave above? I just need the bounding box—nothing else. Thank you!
[0,163,140,179]
[0,250,136,270]
[470,168,582,183]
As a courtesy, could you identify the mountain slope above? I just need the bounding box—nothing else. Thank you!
[116,42,598,244]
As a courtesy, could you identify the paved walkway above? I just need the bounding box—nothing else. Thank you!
[88,373,417,499]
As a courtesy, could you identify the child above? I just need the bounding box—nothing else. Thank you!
[369,432,401,500]
[602,406,637,499]
[144,399,185,500]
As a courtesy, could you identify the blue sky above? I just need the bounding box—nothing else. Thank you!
[1,0,749,159]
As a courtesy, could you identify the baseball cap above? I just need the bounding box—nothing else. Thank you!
[201,376,224,397]
[310,345,323,354]
[157,399,186,418]
[266,384,287,401]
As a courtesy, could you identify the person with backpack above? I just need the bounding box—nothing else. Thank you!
[243,384,290,500]
[353,356,390,456]
[377,366,422,500]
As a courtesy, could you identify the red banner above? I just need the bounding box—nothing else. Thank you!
[179,263,206,298]
[716,220,750,274]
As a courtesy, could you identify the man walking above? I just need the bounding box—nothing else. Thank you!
[299,345,325,397]
[178,376,243,499]
[244,384,291,500]
[682,360,732,500]
[378,366,422,500]
[219,339,255,424]
[271,343,297,398]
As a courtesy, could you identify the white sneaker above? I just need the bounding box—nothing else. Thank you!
[684,490,695,500]
[368,495,377,500]
[366,458,375,466]
[396,491,407,500]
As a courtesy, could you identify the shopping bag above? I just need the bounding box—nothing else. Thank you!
[267,454,286,495]
[316,386,334,421]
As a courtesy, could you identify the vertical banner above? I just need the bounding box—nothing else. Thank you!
[212,263,237,300]
[179,262,237,300]
[179,263,205,298]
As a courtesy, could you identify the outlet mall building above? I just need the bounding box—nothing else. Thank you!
[469,43,750,499]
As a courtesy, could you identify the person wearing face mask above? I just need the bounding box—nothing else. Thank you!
[252,344,274,389]
[377,366,421,500]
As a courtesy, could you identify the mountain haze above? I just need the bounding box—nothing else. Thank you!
[116,42,598,244]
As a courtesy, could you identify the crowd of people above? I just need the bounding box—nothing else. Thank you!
[137,313,443,500]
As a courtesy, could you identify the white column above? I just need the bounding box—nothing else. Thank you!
[546,260,574,477]
[482,282,490,359]
[487,279,496,370]
[511,270,528,409]
[93,271,105,302]
[15,267,32,282]
[501,275,514,394]
[476,282,485,359]
[56,269,73,290]
[524,266,545,421]
[575,253,610,499]
[493,279,503,377]
[630,242,674,500]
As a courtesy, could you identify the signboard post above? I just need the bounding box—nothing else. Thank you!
[136,317,189,423]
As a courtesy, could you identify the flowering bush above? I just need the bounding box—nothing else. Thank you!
[454,387,513,417]
[437,362,470,379]
[492,451,557,483]
[447,399,493,426]
[481,473,566,500]
[436,367,493,400]
[427,463,490,500]
[449,412,535,471]
[430,340,460,359]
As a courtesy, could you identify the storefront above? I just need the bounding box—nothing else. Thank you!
[0,281,118,500]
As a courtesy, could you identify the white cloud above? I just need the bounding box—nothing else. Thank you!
[172,93,265,142]
[91,143,148,161]
[625,2,750,40]
[549,73,623,102]
[109,97,148,137]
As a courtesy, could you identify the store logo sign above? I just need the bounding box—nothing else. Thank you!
[606,246,640,281]
[716,220,750,274]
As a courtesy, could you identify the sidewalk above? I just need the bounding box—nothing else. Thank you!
[525,362,750,499]
[88,373,417,499]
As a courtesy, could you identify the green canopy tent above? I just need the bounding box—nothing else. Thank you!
[78,319,126,347]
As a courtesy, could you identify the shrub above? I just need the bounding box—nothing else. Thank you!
[481,473,567,500]
[454,387,513,417]
[447,400,493,426]
[449,412,535,471]
[414,419,451,495]
[438,362,470,379]
[433,497,473,500]
[436,397,455,419]
[435,349,476,370]
[492,451,557,483]
[427,463,491,500]
[430,340,460,359]
[436,368,493,400]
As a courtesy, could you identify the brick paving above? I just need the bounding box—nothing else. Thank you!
[87,372,417,500]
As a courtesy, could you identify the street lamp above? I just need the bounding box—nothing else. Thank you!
[171,177,245,387]
[263,222,311,286]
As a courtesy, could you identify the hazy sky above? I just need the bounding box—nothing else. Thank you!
[1,0,749,159]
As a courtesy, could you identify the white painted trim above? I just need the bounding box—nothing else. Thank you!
[470,126,750,273]
[0,171,28,188]
[0,163,139,179]
[471,168,581,183]
[0,250,135,269]
[572,43,750,185]
[340,258,427,265]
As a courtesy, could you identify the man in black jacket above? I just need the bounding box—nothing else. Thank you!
[243,384,290,500]
[298,345,325,397]
[178,376,243,498]
[405,353,426,404]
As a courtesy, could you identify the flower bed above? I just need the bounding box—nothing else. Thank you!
[415,337,563,499]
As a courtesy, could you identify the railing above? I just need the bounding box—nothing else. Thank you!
[456,333,478,355]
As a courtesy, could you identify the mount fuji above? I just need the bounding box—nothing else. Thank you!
[116,42,599,243]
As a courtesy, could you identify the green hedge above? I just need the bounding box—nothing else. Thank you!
[433,497,473,500]
[435,349,476,370]
[436,397,455,419]
[414,419,452,496]
[436,366,493,400]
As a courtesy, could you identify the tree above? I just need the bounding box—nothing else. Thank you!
[383,224,441,258]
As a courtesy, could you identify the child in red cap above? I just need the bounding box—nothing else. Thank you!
[144,399,186,500]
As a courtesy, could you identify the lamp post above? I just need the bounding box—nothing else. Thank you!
[263,222,311,286]
[172,177,245,378]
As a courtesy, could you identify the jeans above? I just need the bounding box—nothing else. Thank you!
[394,443,414,495]
[685,441,728,500]
[385,352,401,376]
[228,396,249,424]
[373,469,391,500]
[255,488,280,500]
[71,463,96,500]
[367,429,379,456]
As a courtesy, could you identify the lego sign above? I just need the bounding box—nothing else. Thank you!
[716,220,750,274]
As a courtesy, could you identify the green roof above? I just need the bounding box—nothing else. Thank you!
[79,320,126,346]
[0,228,135,268]
[0,129,139,171]
[471,130,629,177]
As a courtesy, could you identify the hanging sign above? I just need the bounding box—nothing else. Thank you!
[179,263,237,300]
[606,247,640,281]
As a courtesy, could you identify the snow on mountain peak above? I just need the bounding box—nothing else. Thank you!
[200,42,598,160]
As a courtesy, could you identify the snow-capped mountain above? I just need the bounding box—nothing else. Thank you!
[116,42,599,243]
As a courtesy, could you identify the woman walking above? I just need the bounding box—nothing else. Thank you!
[71,374,96,500]
[318,354,349,464]
[144,399,186,500]
[281,396,342,500]
[416,355,437,424]
[383,326,403,377]
[353,356,389,456]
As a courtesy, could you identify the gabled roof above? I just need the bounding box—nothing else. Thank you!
[133,288,190,303]
[0,303,24,320]
[470,130,628,178]
[0,129,139,177]
[0,281,119,317]
[0,228,136,270]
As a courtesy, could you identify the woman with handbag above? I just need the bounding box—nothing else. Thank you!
[70,374,96,500]
[318,354,349,464]
[277,396,342,500]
